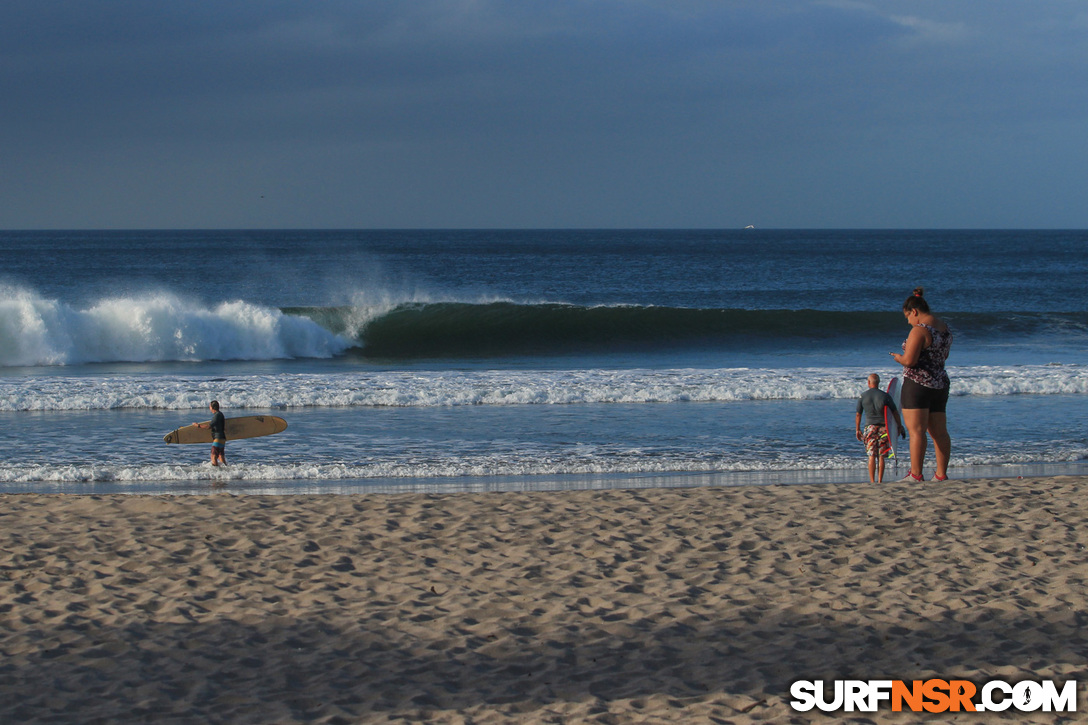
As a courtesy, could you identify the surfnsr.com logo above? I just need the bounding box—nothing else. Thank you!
[790,679,1077,713]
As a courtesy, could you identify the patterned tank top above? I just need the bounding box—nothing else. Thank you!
[902,323,952,389]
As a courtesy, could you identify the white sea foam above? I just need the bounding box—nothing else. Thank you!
[0,287,351,366]
[1,364,1085,412]
[0,456,894,484]
[3,443,1085,485]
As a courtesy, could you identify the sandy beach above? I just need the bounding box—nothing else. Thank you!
[3,477,1088,723]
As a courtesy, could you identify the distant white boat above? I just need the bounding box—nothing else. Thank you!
[744,225,755,229]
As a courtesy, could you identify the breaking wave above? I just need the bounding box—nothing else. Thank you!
[4,283,1087,366]
[0,287,350,366]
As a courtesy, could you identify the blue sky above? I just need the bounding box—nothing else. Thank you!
[2,1,1087,229]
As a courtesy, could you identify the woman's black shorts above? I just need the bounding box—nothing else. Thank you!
[900,377,949,413]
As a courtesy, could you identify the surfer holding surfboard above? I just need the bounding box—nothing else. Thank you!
[194,400,228,466]
[855,374,904,483]
[163,406,288,470]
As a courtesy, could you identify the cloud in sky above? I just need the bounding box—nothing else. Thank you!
[2,0,1087,228]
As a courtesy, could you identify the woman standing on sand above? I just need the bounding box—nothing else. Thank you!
[890,287,952,482]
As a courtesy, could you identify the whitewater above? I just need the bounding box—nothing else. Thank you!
[3,365,1088,412]
[0,287,351,366]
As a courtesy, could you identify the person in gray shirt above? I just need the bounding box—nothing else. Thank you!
[855,374,903,483]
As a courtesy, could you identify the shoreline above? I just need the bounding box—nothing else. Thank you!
[2,460,1086,496]
[4,475,1088,722]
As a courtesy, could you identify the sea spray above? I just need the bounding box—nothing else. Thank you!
[0,286,73,366]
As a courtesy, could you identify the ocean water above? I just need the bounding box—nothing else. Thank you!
[1,229,1086,494]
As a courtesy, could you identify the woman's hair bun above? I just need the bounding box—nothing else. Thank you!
[904,287,930,313]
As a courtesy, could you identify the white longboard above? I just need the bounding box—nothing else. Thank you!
[883,377,901,460]
[164,415,288,444]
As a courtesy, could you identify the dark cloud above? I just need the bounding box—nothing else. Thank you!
[2,1,1087,228]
